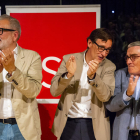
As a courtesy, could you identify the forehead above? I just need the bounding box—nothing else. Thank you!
[96,39,112,48]
[0,19,10,28]
[127,46,140,55]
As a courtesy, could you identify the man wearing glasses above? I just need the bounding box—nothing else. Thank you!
[106,41,140,140]
[0,14,42,140]
[50,28,116,140]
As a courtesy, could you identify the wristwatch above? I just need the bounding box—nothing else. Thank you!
[7,73,12,78]
[7,67,16,78]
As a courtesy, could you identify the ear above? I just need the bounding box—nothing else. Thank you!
[87,39,93,48]
[12,31,19,42]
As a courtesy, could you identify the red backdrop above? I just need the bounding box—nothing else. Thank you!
[10,12,97,140]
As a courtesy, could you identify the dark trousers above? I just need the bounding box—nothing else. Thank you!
[128,130,140,140]
[60,118,96,140]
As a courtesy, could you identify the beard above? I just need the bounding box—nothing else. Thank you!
[0,36,13,50]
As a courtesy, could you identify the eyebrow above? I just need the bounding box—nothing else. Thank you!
[99,45,112,49]
[127,54,139,56]
[102,46,112,50]
[106,47,112,49]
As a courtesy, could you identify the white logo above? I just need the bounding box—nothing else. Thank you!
[42,56,61,88]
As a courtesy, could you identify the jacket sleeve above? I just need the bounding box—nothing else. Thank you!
[6,52,42,99]
[89,62,116,102]
[105,69,129,112]
[50,55,73,97]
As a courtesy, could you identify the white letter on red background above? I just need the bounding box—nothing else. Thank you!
[42,56,61,88]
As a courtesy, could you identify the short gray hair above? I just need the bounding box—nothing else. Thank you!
[0,14,21,41]
[128,41,140,48]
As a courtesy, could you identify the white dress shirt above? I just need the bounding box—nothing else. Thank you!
[0,47,17,119]
[65,53,93,118]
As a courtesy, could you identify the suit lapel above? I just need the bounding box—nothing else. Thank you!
[96,60,105,76]
[0,72,3,90]
[0,72,3,82]
[73,51,105,96]
[12,46,25,93]
[74,51,84,82]
[126,68,130,89]
[15,46,25,70]
[74,50,105,81]
[72,51,84,101]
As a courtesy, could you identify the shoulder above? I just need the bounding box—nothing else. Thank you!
[18,46,41,58]
[102,58,116,70]
[115,67,128,76]
[114,67,128,90]
[63,51,84,61]
[115,67,128,84]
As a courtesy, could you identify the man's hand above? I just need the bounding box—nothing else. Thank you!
[66,55,76,78]
[87,60,99,79]
[126,75,139,96]
[0,48,16,74]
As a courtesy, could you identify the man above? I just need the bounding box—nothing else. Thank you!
[106,41,140,140]
[0,14,42,140]
[50,28,116,140]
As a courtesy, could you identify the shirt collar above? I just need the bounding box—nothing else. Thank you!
[13,44,18,55]
[84,51,88,66]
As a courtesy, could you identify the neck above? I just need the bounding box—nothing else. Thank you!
[85,49,93,64]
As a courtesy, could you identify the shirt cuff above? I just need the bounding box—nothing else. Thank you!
[63,73,68,79]
[87,76,95,84]
[123,90,132,105]
[88,78,95,83]
[123,90,132,101]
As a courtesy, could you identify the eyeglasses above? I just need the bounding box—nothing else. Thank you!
[94,41,111,54]
[125,55,140,62]
[0,28,16,35]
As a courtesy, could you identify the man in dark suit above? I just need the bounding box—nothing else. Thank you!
[106,41,140,140]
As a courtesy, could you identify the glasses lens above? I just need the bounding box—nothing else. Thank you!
[130,56,136,61]
[98,46,104,52]
[125,55,135,61]
[0,29,2,35]
[106,49,110,53]
[125,56,128,61]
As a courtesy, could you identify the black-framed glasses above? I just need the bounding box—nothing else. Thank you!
[125,55,140,62]
[0,28,16,35]
[94,41,111,54]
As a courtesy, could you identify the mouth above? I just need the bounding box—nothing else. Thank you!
[128,64,134,67]
[128,66,135,70]
[98,56,104,60]
[128,66,133,68]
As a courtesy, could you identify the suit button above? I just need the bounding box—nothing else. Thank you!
[96,84,98,87]
[65,114,67,117]
[119,105,122,107]
[15,82,18,85]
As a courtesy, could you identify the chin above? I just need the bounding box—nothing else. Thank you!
[98,58,104,63]
[128,70,140,75]
[0,45,4,50]
[98,60,102,63]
